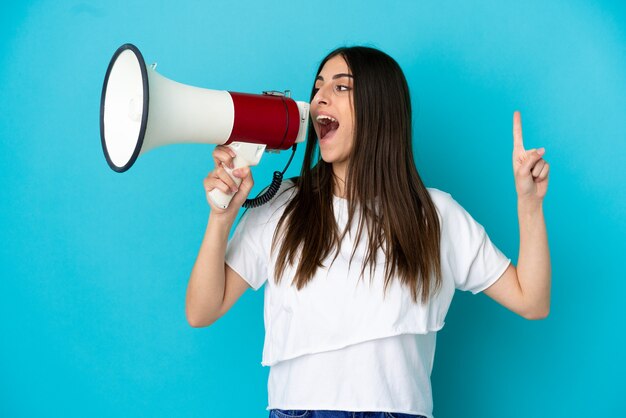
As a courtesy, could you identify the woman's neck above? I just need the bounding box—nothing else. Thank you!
[332,164,347,198]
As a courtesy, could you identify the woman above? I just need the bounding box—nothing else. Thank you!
[186,46,551,418]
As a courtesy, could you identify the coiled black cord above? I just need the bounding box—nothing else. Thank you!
[242,144,297,209]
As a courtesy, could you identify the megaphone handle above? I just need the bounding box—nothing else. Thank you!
[207,155,247,210]
[207,142,266,210]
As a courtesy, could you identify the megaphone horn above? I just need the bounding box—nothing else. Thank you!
[100,43,309,209]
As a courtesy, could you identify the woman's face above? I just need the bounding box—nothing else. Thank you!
[310,54,355,174]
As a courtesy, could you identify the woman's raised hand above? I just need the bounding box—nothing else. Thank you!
[203,145,254,218]
[512,111,550,203]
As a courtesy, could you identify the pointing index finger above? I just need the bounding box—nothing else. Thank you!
[513,111,525,151]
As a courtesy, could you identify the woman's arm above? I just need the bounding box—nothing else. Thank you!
[516,198,551,317]
[186,215,250,327]
[484,199,551,319]
[185,145,254,327]
[483,111,551,319]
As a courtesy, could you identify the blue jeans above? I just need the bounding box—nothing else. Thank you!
[269,410,427,418]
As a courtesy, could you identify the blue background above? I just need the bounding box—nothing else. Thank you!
[1,1,625,417]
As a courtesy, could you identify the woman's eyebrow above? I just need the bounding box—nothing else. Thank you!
[316,73,354,81]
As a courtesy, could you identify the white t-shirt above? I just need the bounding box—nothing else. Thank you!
[225,181,511,417]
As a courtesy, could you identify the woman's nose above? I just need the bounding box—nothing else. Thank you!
[313,86,330,106]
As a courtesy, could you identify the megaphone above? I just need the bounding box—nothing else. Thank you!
[100,43,309,209]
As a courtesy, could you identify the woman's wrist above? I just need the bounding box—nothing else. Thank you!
[207,212,236,238]
[517,196,543,214]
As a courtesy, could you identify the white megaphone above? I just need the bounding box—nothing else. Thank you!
[100,43,309,209]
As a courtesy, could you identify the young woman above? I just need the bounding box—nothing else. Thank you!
[186,46,551,418]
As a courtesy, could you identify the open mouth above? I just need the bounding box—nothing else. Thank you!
[316,115,340,140]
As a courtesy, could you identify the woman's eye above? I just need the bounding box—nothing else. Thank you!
[335,84,351,92]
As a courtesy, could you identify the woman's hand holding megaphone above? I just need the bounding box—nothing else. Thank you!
[204,145,254,219]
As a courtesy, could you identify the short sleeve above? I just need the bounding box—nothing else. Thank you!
[441,193,512,294]
[224,208,270,291]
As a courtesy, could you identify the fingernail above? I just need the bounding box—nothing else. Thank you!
[538,147,545,155]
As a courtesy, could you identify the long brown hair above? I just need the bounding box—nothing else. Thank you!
[272,46,442,304]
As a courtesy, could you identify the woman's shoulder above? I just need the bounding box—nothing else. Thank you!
[425,187,469,220]
[425,187,454,208]
[268,177,298,209]
[240,178,298,223]
[425,187,486,236]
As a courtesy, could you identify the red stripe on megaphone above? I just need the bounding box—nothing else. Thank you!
[226,92,301,150]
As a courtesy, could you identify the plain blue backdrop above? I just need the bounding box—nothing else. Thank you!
[1,1,625,417]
